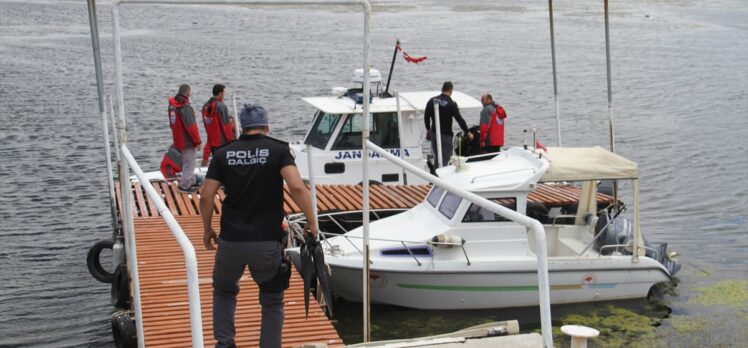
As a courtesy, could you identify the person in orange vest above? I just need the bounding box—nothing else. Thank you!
[479,94,507,153]
[201,84,236,166]
[168,84,202,192]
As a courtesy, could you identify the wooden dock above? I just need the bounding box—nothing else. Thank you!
[116,182,610,347]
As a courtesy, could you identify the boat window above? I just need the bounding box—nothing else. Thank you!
[381,246,431,256]
[462,198,517,223]
[426,186,445,207]
[438,192,462,219]
[305,111,341,149]
[332,112,400,150]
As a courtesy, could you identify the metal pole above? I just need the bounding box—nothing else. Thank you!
[632,179,640,263]
[306,144,319,232]
[87,0,105,113]
[109,95,121,163]
[101,102,119,240]
[111,4,145,347]
[367,140,554,347]
[360,1,372,341]
[232,95,240,138]
[604,0,619,211]
[383,39,399,96]
[87,0,121,238]
[395,92,407,184]
[434,100,443,168]
[548,0,562,147]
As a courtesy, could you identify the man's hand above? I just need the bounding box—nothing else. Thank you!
[304,221,319,238]
[203,227,218,250]
[467,132,474,141]
[200,159,209,167]
[196,144,202,151]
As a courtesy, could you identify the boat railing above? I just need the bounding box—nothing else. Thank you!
[120,145,204,348]
[362,140,554,347]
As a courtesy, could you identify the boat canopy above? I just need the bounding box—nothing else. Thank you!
[302,90,482,115]
[540,146,639,182]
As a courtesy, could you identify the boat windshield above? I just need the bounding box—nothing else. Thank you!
[438,192,462,219]
[426,186,445,207]
[462,198,517,223]
[332,112,400,150]
[305,111,341,149]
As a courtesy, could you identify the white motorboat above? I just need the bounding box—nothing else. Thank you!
[291,68,482,185]
[289,146,680,310]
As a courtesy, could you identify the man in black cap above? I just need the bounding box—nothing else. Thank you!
[424,81,473,168]
[199,103,319,348]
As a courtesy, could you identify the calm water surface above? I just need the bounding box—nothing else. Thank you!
[1,0,746,346]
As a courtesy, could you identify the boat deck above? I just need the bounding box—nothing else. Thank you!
[116,182,610,347]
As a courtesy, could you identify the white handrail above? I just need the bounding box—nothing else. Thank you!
[121,145,204,348]
[107,0,373,344]
[365,140,554,348]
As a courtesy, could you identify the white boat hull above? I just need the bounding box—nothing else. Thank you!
[324,259,671,310]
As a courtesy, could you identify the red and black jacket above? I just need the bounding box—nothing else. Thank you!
[167,94,201,151]
[160,144,182,180]
[480,103,507,148]
[202,96,235,161]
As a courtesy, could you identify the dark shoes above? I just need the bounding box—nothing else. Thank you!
[178,185,196,193]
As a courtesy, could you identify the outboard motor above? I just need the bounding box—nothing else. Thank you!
[593,212,681,275]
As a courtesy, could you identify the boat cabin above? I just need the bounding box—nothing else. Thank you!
[290,69,482,185]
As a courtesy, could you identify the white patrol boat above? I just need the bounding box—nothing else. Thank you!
[138,68,482,186]
[289,146,680,310]
[290,68,482,185]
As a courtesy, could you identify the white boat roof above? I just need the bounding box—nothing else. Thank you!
[302,90,482,115]
[540,146,639,181]
[436,147,548,192]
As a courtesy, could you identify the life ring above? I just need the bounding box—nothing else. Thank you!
[111,310,136,348]
[111,264,130,309]
[87,239,115,283]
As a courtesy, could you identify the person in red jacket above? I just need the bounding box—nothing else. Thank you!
[168,84,202,192]
[201,84,235,166]
[159,144,183,180]
[479,94,507,153]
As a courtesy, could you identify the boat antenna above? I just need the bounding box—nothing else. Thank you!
[383,39,399,97]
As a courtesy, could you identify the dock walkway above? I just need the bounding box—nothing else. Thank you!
[118,182,609,347]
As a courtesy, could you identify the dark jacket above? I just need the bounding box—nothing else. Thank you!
[424,93,469,136]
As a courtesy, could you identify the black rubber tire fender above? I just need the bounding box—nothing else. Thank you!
[111,311,137,348]
[111,264,130,309]
[87,239,115,283]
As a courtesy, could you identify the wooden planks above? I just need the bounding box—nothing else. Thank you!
[125,182,612,218]
[133,216,343,348]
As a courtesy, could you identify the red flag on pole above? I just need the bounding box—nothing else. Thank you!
[397,44,427,64]
[535,139,548,152]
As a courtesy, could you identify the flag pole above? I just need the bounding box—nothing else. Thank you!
[383,39,399,96]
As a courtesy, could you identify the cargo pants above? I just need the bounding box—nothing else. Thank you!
[212,239,284,348]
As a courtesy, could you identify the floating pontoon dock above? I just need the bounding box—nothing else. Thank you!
[112,181,611,346]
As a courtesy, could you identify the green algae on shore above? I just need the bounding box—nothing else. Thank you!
[551,305,665,348]
[690,280,748,307]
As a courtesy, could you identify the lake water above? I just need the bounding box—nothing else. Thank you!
[1,0,746,346]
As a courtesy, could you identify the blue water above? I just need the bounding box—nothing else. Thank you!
[0,0,746,346]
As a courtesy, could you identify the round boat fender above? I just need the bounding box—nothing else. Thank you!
[111,264,130,309]
[87,239,115,283]
[111,310,137,348]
